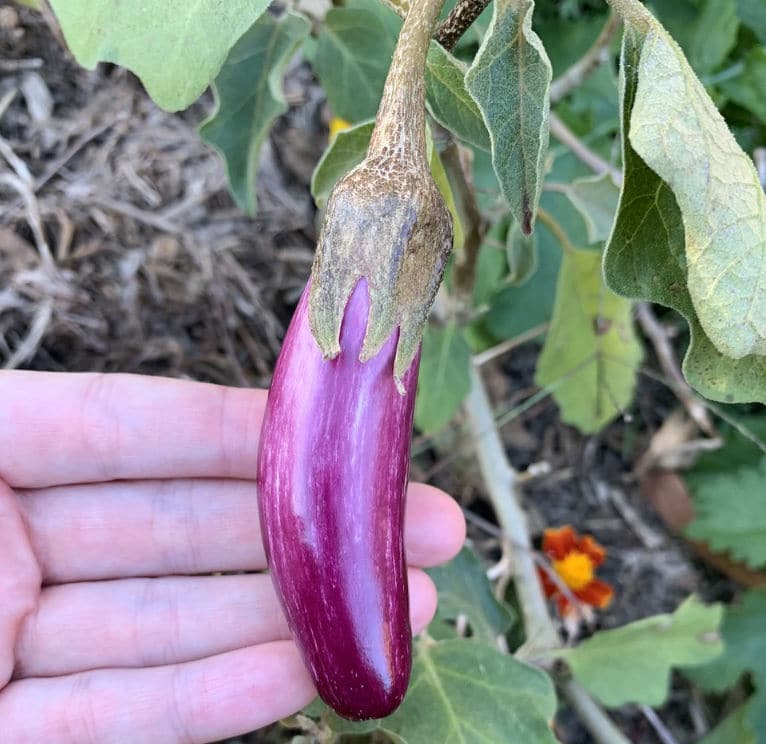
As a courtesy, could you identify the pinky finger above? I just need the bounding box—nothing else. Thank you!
[1,641,315,744]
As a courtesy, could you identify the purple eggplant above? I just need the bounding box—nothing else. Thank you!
[256,279,420,720]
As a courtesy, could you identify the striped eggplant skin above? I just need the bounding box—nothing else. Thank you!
[256,278,420,720]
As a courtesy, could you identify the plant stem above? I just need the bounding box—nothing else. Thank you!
[439,136,487,297]
[536,206,576,252]
[560,679,632,744]
[464,364,560,654]
[368,0,446,163]
[435,0,492,50]
[550,12,621,103]
[548,112,623,184]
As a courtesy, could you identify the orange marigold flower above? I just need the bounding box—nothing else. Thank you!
[538,526,613,618]
[328,116,352,143]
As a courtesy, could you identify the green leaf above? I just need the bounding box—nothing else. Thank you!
[472,218,510,308]
[426,44,490,150]
[690,414,766,473]
[426,546,515,642]
[199,11,310,216]
[506,221,538,285]
[699,703,757,744]
[604,26,766,404]
[310,120,375,208]
[558,596,724,707]
[689,590,766,739]
[720,46,766,123]
[466,0,552,234]
[430,147,465,255]
[738,0,766,44]
[688,0,739,74]
[328,638,558,744]
[314,7,396,122]
[556,173,621,245]
[616,7,766,362]
[48,0,270,111]
[685,457,766,568]
[414,325,472,435]
[535,247,642,434]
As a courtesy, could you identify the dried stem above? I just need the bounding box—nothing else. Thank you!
[635,303,715,435]
[435,0,492,50]
[548,112,623,185]
[550,12,621,103]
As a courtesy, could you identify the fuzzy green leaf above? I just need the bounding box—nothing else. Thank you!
[465,0,552,234]
[414,325,472,435]
[699,703,756,744]
[327,638,558,744]
[199,12,310,216]
[558,173,621,245]
[688,0,739,74]
[686,457,766,567]
[48,0,270,111]
[310,120,375,208]
[314,7,396,122]
[506,221,538,285]
[426,44,490,150]
[535,247,642,434]
[604,26,766,404]
[427,546,515,642]
[558,596,724,707]
[609,2,766,361]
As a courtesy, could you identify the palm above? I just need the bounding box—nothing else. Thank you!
[0,372,465,743]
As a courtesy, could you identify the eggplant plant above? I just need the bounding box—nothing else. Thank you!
[46,0,766,740]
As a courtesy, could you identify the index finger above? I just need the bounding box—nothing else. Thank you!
[0,371,266,488]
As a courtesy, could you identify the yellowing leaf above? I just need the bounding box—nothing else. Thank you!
[49,0,270,111]
[466,0,552,234]
[199,11,310,216]
[558,596,724,707]
[535,247,642,434]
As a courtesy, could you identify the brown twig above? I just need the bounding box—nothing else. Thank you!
[550,12,622,103]
[548,112,623,185]
[435,0,492,50]
[635,303,715,435]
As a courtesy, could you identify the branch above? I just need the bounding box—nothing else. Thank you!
[560,679,632,744]
[464,364,559,654]
[438,136,487,297]
[550,12,621,103]
[435,0,492,50]
[635,303,715,436]
[548,112,623,185]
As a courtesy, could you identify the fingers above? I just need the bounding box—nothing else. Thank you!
[21,480,465,583]
[0,482,41,688]
[0,371,266,489]
[14,570,437,679]
[2,641,315,744]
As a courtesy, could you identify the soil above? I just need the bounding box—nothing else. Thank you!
[0,5,741,743]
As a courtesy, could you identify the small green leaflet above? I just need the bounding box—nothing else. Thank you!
[314,7,396,122]
[311,121,375,208]
[689,590,766,740]
[426,546,515,643]
[49,0,270,112]
[199,12,310,217]
[721,47,766,123]
[557,596,724,708]
[414,325,472,435]
[535,247,642,434]
[325,638,558,744]
[686,458,766,568]
[687,0,739,74]
[604,26,766,404]
[466,0,552,234]
[506,221,538,285]
[426,44,490,151]
[555,173,621,245]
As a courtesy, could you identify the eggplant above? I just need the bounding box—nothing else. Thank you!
[257,0,452,720]
[257,279,419,719]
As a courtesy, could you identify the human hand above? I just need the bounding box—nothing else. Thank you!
[0,371,466,743]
